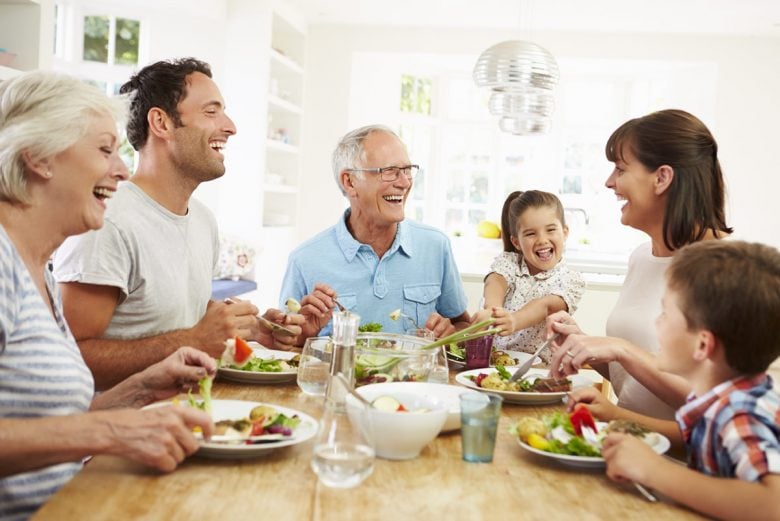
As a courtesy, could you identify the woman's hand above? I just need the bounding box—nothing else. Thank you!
[135,347,217,404]
[544,310,583,343]
[565,386,620,422]
[97,405,213,472]
[549,334,627,378]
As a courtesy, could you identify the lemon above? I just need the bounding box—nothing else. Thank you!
[527,433,550,451]
[477,220,501,239]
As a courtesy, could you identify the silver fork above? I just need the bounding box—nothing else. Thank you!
[509,336,554,382]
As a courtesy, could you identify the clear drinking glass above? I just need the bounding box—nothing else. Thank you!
[405,328,448,384]
[460,392,502,463]
[297,337,331,396]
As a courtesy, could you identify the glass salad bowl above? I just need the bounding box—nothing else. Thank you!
[304,333,441,387]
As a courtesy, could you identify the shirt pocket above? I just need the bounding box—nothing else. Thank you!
[402,284,441,328]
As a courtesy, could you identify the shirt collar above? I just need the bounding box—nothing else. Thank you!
[335,209,411,261]
[519,256,568,280]
[676,373,771,442]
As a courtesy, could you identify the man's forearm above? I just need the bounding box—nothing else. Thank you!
[80,329,199,391]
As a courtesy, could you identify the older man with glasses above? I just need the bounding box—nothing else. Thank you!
[280,124,470,344]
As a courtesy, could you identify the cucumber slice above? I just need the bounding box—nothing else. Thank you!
[372,395,402,412]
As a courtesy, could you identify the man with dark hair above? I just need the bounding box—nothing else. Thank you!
[54,58,301,389]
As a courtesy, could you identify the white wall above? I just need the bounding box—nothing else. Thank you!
[299,26,780,250]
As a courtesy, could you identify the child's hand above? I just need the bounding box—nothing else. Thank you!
[489,307,516,336]
[565,387,620,422]
[602,432,658,485]
[470,308,493,325]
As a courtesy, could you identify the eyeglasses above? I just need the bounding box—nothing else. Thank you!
[345,164,419,182]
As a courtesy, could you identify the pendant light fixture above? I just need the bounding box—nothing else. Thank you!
[473,20,560,136]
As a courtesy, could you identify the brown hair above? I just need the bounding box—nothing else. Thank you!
[667,240,780,374]
[605,109,733,252]
[501,190,566,253]
[119,57,212,150]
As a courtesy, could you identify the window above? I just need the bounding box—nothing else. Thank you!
[53,2,146,171]
[349,53,717,259]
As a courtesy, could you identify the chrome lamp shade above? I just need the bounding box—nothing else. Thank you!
[473,40,559,135]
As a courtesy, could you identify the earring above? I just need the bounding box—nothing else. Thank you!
[44,171,52,178]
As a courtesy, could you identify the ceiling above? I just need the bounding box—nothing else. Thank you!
[285,0,780,37]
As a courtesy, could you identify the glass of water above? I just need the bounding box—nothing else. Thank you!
[460,392,502,463]
[297,337,331,396]
[405,328,449,384]
[311,373,375,488]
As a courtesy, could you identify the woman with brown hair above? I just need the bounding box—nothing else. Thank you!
[547,109,732,420]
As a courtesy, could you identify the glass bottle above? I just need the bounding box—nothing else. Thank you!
[310,311,375,488]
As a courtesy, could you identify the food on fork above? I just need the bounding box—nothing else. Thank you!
[221,336,254,369]
[285,298,301,313]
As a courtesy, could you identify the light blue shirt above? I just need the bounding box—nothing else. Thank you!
[279,211,468,336]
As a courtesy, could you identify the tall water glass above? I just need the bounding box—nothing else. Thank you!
[297,337,331,396]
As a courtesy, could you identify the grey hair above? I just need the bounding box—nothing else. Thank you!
[331,124,402,196]
[0,70,128,204]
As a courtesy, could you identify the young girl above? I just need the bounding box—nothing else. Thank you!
[473,190,584,364]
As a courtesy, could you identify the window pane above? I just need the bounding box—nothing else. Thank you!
[400,74,432,115]
[115,18,140,65]
[83,15,109,63]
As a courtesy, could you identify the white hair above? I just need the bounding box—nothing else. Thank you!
[0,70,128,204]
[331,124,402,196]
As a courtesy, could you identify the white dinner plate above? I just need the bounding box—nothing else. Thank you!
[446,350,533,371]
[516,422,671,469]
[218,343,298,384]
[355,381,480,432]
[455,367,598,405]
[196,399,317,459]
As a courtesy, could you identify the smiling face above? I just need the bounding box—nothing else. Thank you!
[48,112,129,235]
[347,131,412,228]
[604,144,665,234]
[655,285,700,378]
[512,205,568,275]
[169,72,236,183]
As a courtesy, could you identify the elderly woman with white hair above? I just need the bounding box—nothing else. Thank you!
[0,71,215,520]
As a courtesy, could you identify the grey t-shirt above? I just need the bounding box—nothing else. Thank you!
[53,182,219,339]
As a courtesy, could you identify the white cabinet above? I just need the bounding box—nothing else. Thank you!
[263,10,305,229]
[0,0,54,80]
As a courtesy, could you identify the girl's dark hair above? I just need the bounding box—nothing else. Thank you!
[501,190,566,253]
[605,109,733,251]
[119,57,212,150]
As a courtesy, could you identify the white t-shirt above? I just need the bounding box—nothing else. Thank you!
[606,242,676,420]
[53,182,219,339]
[490,252,585,363]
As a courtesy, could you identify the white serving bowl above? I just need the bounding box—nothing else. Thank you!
[355,381,478,432]
[346,388,448,460]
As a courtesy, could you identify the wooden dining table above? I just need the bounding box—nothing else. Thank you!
[32,371,706,521]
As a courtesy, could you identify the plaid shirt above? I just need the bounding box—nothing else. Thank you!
[676,374,780,481]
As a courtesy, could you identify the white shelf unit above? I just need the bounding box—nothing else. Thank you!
[263,10,304,229]
[0,0,54,81]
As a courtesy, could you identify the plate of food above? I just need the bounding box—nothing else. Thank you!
[195,399,317,459]
[513,406,670,468]
[455,366,595,404]
[445,346,533,371]
[218,339,300,384]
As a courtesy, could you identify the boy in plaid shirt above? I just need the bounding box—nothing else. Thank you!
[567,240,779,520]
